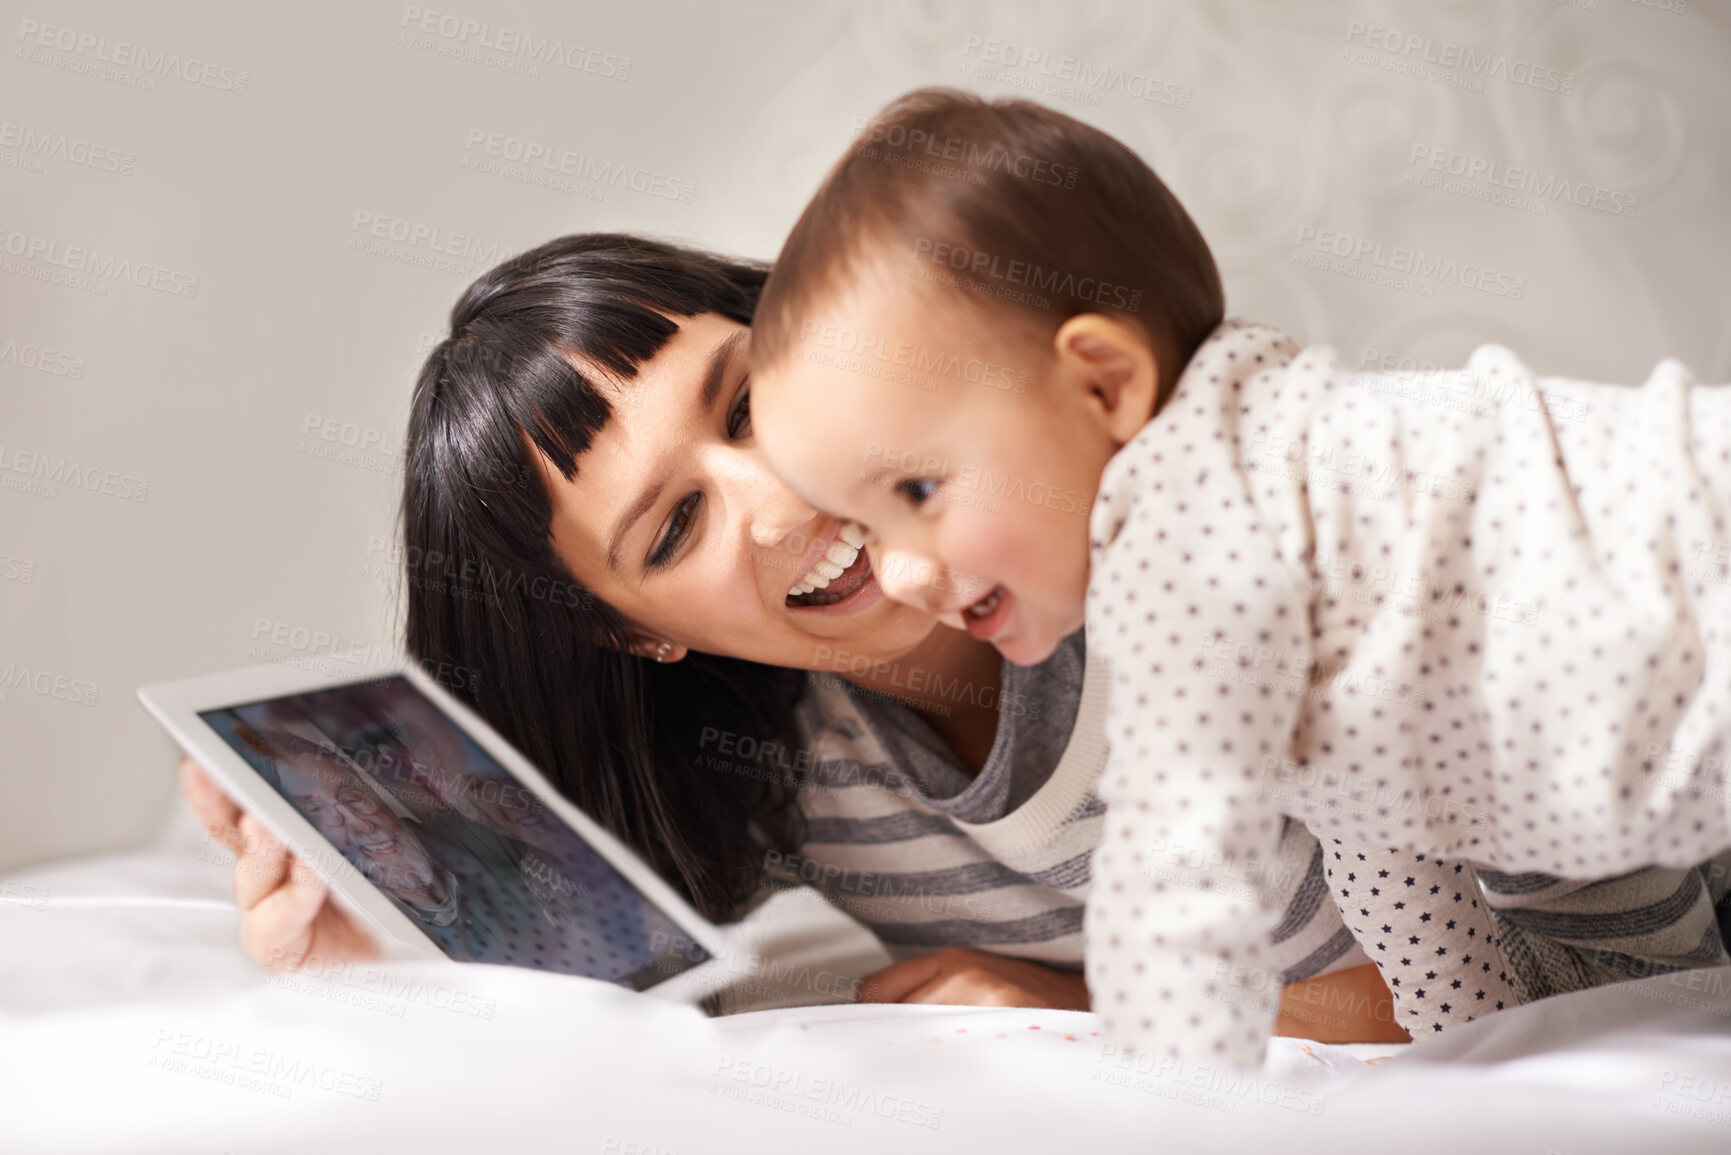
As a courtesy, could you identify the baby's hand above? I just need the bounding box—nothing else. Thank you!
[179,756,380,971]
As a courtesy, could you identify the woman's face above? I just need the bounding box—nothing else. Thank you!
[537,311,943,670]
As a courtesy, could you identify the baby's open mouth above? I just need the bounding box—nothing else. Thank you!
[959,583,1011,641]
[787,521,872,608]
[964,586,1006,619]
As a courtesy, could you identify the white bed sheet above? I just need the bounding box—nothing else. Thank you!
[4,806,1730,1154]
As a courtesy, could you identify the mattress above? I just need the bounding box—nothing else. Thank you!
[3,805,1728,1154]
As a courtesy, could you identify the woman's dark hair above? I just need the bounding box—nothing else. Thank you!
[400,234,807,920]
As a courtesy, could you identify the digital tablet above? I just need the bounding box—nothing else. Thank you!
[138,653,735,1004]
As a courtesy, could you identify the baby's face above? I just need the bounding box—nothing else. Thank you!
[754,270,1116,666]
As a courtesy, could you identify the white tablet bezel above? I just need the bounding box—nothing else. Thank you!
[138,652,741,1005]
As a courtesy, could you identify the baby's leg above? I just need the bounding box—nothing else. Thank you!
[1322,842,1521,1036]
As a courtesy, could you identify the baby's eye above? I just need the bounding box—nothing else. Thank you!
[896,478,940,507]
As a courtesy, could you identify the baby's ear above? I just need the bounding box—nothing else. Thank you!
[1051,314,1160,446]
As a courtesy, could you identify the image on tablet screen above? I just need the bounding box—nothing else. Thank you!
[199,675,709,989]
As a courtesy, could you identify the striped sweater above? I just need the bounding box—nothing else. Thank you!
[775,633,1356,978]
[769,631,1731,1014]
[777,634,1110,966]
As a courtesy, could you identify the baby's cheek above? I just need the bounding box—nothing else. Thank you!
[1026,503,1093,610]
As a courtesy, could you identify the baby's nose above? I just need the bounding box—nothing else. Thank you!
[872,545,949,613]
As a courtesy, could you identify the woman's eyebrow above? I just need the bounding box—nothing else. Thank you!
[605,330,748,574]
[702,329,748,407]
[606,480,665,574]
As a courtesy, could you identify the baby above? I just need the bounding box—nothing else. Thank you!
[748,88,1731,1065]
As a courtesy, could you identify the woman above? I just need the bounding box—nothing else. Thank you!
[182,234,1731,1035]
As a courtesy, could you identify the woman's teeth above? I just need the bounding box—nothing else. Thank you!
[965,586,1005,618]
[790,521,867,597]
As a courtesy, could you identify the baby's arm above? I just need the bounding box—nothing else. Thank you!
[1083,375,1311,1067]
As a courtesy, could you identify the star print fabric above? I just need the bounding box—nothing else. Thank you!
[1320,844,1516,1036]
[1083,319,1731,1067]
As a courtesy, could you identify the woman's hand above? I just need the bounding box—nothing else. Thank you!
[858,947,1090,1011]
[178,756,380,972]
[1274,963,1412,1045]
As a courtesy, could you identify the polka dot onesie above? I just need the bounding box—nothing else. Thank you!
[1083,319,1731,1067]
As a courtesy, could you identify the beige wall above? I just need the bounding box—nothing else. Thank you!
[2,0,1726,872]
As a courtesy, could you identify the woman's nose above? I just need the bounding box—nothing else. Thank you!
[723,452,817,552]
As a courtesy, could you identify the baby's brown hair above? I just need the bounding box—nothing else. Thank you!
[751,88,1224,407]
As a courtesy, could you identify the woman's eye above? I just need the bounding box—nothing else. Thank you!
[727,385,752,440]
[896,478,940,507]
[647,493,701,570]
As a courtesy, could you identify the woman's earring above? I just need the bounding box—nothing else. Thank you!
[654,642,674,663]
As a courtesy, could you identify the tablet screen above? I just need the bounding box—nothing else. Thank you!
[199,675,709,990]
